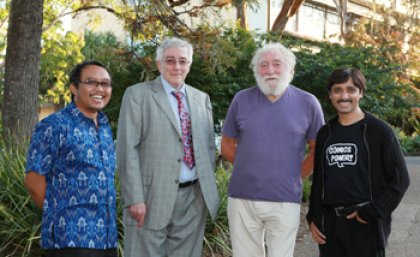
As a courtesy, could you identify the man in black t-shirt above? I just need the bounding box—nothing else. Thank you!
[307,67,410,257]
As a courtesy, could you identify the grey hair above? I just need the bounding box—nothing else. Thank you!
[250,42,296,75]
[156,37,193,63]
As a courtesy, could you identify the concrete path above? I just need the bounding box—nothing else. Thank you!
[294,156,420,257]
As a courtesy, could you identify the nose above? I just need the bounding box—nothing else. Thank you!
[95,84,105,90]
[168,59,181,68]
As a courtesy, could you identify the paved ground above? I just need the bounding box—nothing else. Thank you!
[294,156,420,257]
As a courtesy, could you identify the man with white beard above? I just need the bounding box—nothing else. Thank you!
[221,43,324,257]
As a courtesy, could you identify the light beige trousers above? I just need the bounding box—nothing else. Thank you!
[228,197,300,257]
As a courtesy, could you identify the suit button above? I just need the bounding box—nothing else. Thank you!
[178,138,182,142]
[175,179,179,184]
[177,158,182,163]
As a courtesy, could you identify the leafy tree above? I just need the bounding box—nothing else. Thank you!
[40,32,84,106]
[343,0,420,134]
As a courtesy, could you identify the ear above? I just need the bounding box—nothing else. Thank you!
[70,83,78,98]
[289,69,295,76]
[156,60,162,73]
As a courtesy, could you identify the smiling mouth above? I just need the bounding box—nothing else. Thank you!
[91,95,104,100]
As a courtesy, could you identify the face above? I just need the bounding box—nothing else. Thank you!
[70,65,112,117]
[329,78,363,116]
[157,47,191,89]
[255,50,293,96]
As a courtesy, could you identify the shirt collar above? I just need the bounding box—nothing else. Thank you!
[161,76,186,96]
[67,101,107,126]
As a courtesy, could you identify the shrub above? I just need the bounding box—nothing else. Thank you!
[392,126,420,155]
[0,140,44,257]
[203,165,232,257]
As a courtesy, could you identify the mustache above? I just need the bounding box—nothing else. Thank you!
[264,77,279,80]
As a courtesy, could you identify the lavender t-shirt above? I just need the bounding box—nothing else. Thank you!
[222,86,324,203]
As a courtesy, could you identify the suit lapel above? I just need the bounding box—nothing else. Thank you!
[186,86,200,134]
[151,77,181,137]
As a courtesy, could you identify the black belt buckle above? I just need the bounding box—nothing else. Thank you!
[334,206,355,217]
[332,201,370,217]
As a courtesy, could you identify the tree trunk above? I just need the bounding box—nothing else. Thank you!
[236,1,248,30]
[271,0,305,34]
[3,0,44,143]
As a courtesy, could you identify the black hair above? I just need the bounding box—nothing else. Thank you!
[68,60,111,100]
[327,67,366,93]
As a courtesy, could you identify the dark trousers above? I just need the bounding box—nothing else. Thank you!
[47,248,117,257]
[319,208,385,257]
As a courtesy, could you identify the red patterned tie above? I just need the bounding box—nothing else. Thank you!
[172,91,195,169]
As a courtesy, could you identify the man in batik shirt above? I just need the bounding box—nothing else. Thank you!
[25,60,118,257]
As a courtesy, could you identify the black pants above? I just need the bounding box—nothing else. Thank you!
[319,208,385,257]
[47,248,117,257]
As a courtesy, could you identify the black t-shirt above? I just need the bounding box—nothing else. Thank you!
[322,118,370,205]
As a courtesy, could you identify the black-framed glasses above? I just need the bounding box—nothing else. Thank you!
[78,80,112,89]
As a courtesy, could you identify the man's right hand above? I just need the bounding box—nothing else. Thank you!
[128,202,147,228]
[310,222,326,244]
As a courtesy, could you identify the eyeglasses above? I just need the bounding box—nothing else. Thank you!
[162,58,190,67]
[78,80,112,89]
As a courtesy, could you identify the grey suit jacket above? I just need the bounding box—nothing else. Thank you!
[116,77,220,230]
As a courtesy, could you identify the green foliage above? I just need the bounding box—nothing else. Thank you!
[393,126,420,154]
[40,31,84,105]
[0,140,44,257]
[284,41,418,133]
[80,30,158,130]
[188,27,257,131]
[203,165,232,256]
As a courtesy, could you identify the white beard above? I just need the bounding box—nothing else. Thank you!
[256,72,293,96]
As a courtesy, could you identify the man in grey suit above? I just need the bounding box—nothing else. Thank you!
[116,37,220,257]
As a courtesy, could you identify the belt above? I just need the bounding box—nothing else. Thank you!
[179,179,198,188]
[327,201,371,217]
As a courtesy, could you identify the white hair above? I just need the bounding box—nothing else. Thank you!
[250,42,296,76]
[156,37,193,63]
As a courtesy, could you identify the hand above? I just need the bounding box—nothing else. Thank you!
[347,211,368,224]
[128,202,147,228]
[310,222,326,244]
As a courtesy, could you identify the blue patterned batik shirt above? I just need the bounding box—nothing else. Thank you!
[26,102,117,249]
